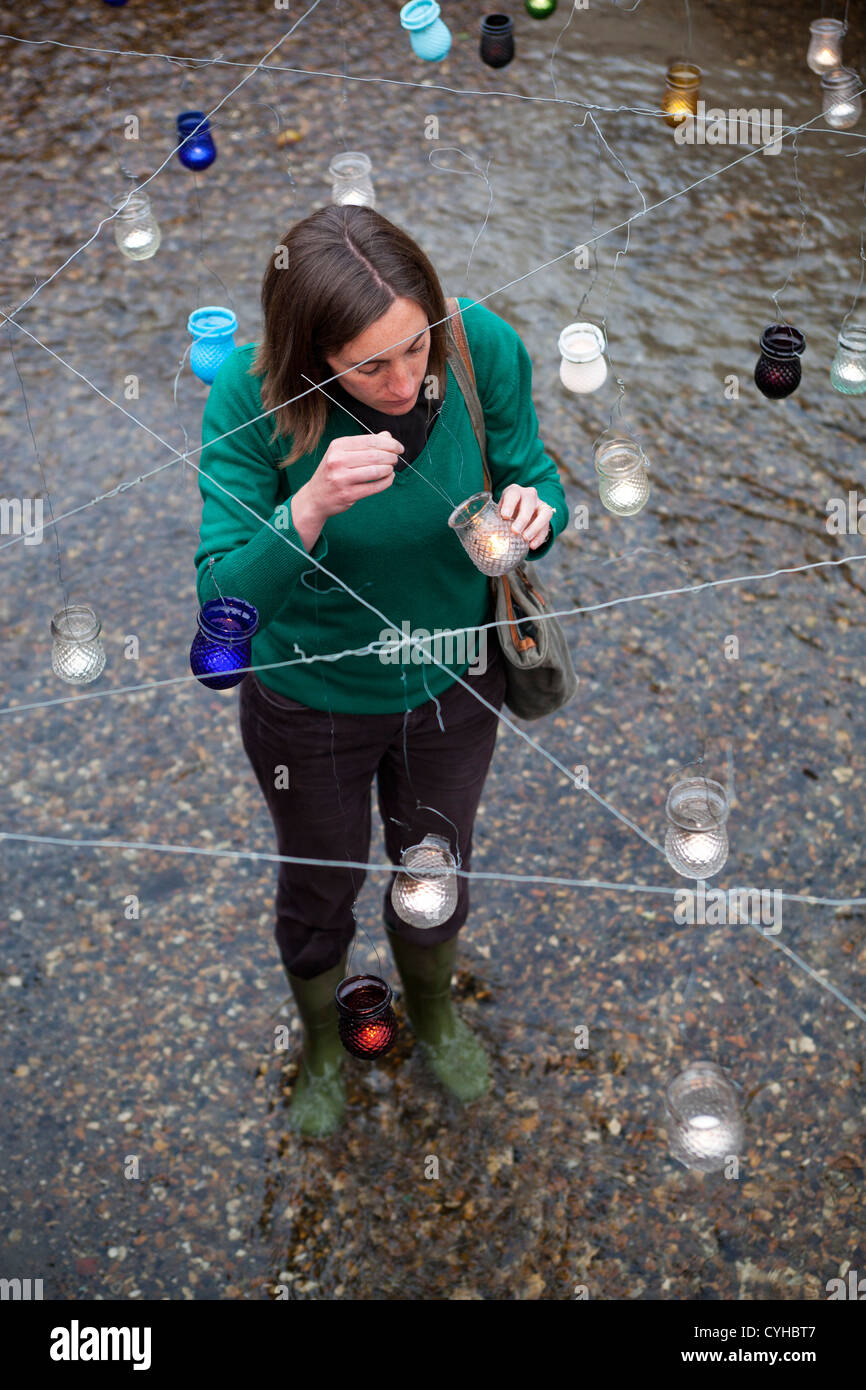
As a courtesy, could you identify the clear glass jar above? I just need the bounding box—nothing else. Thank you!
[661,62,701,128]
[50,605,106,685]
[558,322,608,394]
[448,491,529,576]
[830,323,866,395]
[391,834,458,928]
[328,151,375,207]
[594,435,650,516]
[111,191,161,261]
[664,776,729,879]
[806,18,846,75]
[665,1062,744,1173]
[821,67,862,130]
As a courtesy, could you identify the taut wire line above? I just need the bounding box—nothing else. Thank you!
[0,0,328,327]
[1,829,863,1023]
[1,93,859,570]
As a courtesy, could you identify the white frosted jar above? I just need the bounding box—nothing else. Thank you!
[558,322,608,393]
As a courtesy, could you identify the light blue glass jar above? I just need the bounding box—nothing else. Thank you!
[400,0,452,61]
[188,307,238,384]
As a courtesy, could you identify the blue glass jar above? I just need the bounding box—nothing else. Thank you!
[188,306,238,384]
[480,14,514,68]
[103,0,129,6]
[190,598,259,690]
[177,111,217,171]
[400,0,452,62]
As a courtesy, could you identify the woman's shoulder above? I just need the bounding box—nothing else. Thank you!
[452,295,517,357]
[208,341,263,401]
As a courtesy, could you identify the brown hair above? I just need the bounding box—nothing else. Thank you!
[251,205,449,468]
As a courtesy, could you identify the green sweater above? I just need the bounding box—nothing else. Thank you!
[194,295,570,713]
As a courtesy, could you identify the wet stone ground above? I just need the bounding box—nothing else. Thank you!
[0,0,864,1298]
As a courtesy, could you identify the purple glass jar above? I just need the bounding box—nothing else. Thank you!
[335,975,398,1059]
[754,323,805,399]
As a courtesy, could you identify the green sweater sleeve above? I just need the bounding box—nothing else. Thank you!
[459,297,570,563]
[193,349,329,631]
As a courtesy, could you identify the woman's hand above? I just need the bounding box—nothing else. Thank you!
[306,432,404,520]
[498,485,554,550]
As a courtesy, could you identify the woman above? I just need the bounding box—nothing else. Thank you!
[194,205,569,1137]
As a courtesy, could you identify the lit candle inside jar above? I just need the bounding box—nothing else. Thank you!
[448,491,529,576]
[402,880,446,916]
[392,835,459,928]
[478,528,511,558]
[357,1021,391,1050]
[664,776,730,879]
[665,1061,744,1172]
[661,62,701,128]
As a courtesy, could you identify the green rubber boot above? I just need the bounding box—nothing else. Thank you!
[386,929,491,1103]
[284,950,348,1137]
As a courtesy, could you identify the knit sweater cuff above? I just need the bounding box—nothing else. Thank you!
[197,505,329,631]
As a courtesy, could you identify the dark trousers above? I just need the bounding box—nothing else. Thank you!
[238,643,508,979]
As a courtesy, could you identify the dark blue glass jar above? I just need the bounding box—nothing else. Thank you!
[103,1,129,6]
[480,14,514,68]
[190,598,258,690]
[177,111,217,172]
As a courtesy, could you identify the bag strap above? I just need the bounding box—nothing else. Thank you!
[445,297,490,493]
[445,298,536,653]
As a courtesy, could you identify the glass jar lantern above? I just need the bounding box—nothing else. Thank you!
[190,597,258,690]
[821,67,862,130]
[335,975,398,1059]
[448,491,529,576]
[525,0,557,16]
[391,833,459,929]
[558,322,608,394]
[661,62,701,128]
[480,14,515,69]
[754,323,806,399]
[399,1,452,62]
[188,307,238,385]
[830,323,866,395]
[328,151,375,207]
[50,605,106,685]
[665,776,730,879]
[665,1062,744,1173]
[176,111,217,171]
[111,191,161,261]
[806,18,846,75]
[594,435,651,517]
